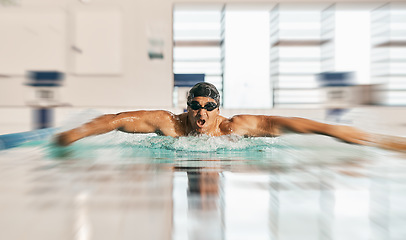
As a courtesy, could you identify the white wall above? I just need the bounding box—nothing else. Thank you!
[334,5,372,84]
[0,0,174,108]
[0,0,405,135]
[223,4,272,109]
[1,0,399,109]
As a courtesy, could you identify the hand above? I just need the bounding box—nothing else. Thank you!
[373,134,406,152]
[54,132,75,146]
[331,125,406,152]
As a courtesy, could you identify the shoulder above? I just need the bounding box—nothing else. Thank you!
[116,110,173,117]
[218,114,258,134]
[151,110,184,125]
[219,114,279,136]
[227,114,273,125]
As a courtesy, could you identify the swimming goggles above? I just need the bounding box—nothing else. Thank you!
[188,101,218,111]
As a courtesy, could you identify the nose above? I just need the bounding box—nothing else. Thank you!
[197,108,207,115]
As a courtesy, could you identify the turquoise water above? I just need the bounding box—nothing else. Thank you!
[18,133,372,179]
[24,133,369,166]
[3,133,405,240]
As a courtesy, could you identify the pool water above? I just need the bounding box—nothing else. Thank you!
[0,133,405,240]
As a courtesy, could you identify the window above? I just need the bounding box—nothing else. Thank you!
[173,4,224,97]
[223,5,272,108]
[173,3,406,108]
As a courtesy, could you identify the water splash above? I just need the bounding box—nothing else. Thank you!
[20,130,371,167]
[127,134,278,152]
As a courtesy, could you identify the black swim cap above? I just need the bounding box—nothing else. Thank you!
[187,82,220,105]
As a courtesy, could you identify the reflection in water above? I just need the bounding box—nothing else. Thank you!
[1,136,405,240]
[75,191,91,240]
[184,168,224,240]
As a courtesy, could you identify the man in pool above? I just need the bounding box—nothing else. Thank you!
[56,82,405,151]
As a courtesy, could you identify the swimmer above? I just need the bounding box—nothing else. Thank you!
[56,82,406,151]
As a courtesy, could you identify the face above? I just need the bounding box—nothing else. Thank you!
[187,97,220,134]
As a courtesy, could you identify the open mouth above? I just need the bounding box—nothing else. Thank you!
[196,119,206,128]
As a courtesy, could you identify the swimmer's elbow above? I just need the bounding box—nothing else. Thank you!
[103,114,121,130]
[276,117,332,134]
[267,116,286,135]
[109,113,134,132]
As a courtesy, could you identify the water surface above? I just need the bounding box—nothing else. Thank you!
[1,133,405,240]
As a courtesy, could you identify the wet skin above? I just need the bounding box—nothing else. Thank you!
[55,97,406,152]
[186,97,223,135]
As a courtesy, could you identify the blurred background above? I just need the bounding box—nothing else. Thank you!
[1,2,406,240]
[0,0,405,135]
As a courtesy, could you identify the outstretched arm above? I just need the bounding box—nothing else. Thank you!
[273,116,406,151]
[55,110,179,146]
[272,117,370,144]
[227,115,406,151]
